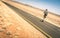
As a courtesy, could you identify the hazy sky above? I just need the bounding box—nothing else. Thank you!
[14,0,60,15]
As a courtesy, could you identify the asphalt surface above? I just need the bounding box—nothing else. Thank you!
[2,1,60,38]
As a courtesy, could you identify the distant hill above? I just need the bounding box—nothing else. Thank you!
[12,0,60,17]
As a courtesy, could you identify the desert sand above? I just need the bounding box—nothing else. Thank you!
[0,1,46,38]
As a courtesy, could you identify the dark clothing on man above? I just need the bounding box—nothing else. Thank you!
[44,10,48,18]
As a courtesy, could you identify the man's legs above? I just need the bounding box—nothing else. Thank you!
[42,14,46,22]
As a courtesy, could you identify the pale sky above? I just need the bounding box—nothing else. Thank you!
[14,0,60,15]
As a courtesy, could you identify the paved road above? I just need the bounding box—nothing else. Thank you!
[3,1,60,38]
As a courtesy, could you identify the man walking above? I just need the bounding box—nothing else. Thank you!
[42,9,48,22]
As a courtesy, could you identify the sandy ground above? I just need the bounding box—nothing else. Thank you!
[0,1,46,38]
[4,0,60,27]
